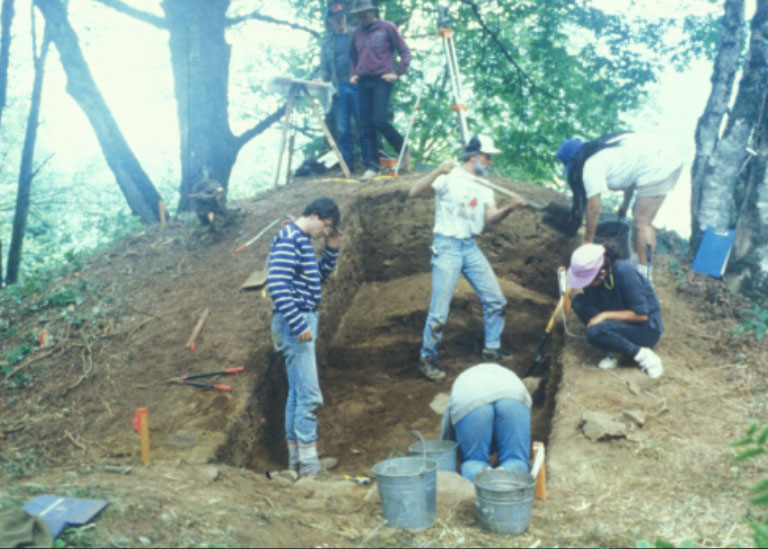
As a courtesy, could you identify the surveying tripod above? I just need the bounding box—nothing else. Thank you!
[394,6,471,176]
[437,5,469,147]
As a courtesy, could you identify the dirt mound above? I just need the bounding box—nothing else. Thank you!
[1,174,765,547]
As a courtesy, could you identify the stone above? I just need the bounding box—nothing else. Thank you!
[622,409,646,427]
[166,429,198,449]
[436,470,475,514]
[523,376,543,396]
[430,393,450,415]
[200,465,220,483]
[581,411,628,441]
[320,456,338,471]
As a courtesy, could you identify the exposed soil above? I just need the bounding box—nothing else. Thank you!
[1,173,766,548]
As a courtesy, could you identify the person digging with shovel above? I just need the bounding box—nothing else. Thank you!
[556,131,683,282]
[409,134,528,381]
[566,241,664,378]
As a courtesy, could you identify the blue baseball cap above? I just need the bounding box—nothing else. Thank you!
[557,138,583,178]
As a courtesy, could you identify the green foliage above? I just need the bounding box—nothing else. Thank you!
[667,259,687,285]
[636,540,694,548]
[732,304,768,341]
[730,421,768,547]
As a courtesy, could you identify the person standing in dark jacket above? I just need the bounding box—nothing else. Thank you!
[319,3,365,173]
[349,0,411,181]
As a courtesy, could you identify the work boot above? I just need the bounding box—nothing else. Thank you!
[634,347,663,379]
[359,168,378,182]
[598,354,618,370]
[419,356,446,381]
[482,348,513,363]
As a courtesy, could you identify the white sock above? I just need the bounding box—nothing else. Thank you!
[287,441,298,470]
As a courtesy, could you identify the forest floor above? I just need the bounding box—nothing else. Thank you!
[1,173,767,548]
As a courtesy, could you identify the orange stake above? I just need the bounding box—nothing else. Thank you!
[532,441,546,500]
[137,408,150,464]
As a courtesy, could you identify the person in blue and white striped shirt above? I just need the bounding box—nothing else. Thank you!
[267,197,342,477]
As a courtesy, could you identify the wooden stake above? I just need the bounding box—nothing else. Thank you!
[138,408,150,464]
[531,441,546,500]
[186,308,209,351]
[274,91,296,188]
[158,201,167,228]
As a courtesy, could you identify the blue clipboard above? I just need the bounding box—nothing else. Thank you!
[22,495,109,539]
[691,226,736,278]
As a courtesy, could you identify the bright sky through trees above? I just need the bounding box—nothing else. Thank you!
[5,0,739,239]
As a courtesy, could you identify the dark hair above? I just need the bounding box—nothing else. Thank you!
[564,131,632,235]
[602,241,622,269]
[303,197,341,228]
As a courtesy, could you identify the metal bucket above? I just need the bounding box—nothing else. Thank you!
[594,215,631,259]
[475,469,535,535]
[408,439,458,472]
[372,430,438,530]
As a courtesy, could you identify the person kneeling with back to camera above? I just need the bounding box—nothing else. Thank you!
[440,362,531,483]
[566,241,664,378]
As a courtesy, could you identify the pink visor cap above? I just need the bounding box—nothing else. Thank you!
[566,243,605,289]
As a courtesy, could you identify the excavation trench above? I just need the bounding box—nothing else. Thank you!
[218,190,572,474]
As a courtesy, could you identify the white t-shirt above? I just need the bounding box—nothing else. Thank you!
[582,132,683,198]
[432,166,495,239]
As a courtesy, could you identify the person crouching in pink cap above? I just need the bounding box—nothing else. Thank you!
[566,242,664,378]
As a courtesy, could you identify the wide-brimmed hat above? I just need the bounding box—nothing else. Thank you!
[557,138,583,178]
[566,243,605,289]
[465,134,502,155]
[349,0,377,14]
[326,3,346,18]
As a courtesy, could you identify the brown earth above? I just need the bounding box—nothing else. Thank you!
[1,173,766,548]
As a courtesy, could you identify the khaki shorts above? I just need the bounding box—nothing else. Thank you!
[636,163,683,198]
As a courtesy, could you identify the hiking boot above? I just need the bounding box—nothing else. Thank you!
[359,168,378,182]
[598,354,618,370]
[482,348,513,363]
[634,347,663,379]
[419,356,446,381]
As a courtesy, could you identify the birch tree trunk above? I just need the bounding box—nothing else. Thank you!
[690,0,744,246]
[692,0,768,297]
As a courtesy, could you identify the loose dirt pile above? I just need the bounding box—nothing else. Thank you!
[1,174,766,547]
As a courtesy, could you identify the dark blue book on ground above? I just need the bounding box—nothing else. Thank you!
[23,495,109,539]
[691,226,736,278]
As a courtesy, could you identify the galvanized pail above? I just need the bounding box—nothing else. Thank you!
[408,439,458,472]
[594,212,631,259]
[372,430,438,530]
[474,469,535,535]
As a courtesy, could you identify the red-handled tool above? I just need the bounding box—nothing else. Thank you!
[167,366,245,391]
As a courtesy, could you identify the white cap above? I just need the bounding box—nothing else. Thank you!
[466,134,502,155]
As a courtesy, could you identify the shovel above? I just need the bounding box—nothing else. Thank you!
[523,268,569,379]
[472,178,566,214]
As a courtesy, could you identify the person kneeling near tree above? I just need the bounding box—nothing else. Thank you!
[566,241,664,378]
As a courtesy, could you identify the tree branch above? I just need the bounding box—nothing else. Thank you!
[235,103,287,150]
[226,11,320,39]
[458,0,556,100]
[90,0,167,29]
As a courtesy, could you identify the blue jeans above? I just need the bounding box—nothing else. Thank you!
[357,76,405,170]
[271,312,323,446]
[572,294,661,357]
[454,398,531,483]
[333,81,364,171]
[420,235,507,359]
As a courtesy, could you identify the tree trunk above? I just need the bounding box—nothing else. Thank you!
[5,14,51,285]
[690,0,744,247]
[162,0,239,212]
[33,0,161,224]
[723,0,768,297]
[0,0,14,129]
